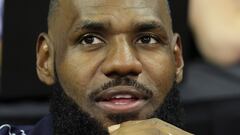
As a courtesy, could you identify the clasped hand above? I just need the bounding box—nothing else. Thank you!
[108,118,193,135]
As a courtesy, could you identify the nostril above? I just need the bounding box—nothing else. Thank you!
[105,72,120,79]
[105,72,141,79]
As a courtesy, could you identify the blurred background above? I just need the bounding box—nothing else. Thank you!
[0,0,239,135]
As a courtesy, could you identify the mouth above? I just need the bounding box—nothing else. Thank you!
[94,86,152,114]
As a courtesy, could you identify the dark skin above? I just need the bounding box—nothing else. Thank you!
[36,0,190,134]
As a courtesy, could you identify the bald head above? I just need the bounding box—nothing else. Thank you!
[47,0,172,28]
[47,0,59,26]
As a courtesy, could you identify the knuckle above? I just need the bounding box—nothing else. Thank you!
[121,120,142,127]
[148,118,160,125]
[120,120,136,127]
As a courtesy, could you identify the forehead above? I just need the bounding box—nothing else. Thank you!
[52,0,171,34]
[71,0,166,11]
[65,0,167,10]
[59,0,169,21]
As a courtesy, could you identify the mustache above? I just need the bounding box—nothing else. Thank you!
[89,77,153,100]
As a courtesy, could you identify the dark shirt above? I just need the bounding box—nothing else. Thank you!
[0,115,53,135]
[180,60,240,103]
[179,59,240,135]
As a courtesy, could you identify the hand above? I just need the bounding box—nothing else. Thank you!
[108,118,193,135]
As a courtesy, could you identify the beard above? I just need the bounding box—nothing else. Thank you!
[50,78,184,135]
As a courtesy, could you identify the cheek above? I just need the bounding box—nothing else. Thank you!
[140,52,176,100]
[56,50,105,106]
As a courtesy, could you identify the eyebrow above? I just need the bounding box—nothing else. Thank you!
[73,20,167,35]
[74,20,109,33]
[134,21,167,33]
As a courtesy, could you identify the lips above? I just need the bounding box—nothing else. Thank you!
[94,86,152,113]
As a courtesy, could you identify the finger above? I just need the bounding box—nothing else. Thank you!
[128,128,165,135]
[120,120,143,128]
[108,124,120,133]
[109,120,145,134]
[146,118,194,135]
[110,126,166,135]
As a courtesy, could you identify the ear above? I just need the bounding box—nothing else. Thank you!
[172,34,184,84]
[36,33,55,85]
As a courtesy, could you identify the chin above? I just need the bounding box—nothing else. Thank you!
[50,78,183,135]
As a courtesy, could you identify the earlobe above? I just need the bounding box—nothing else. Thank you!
[36,33,55,85]
[172,34,184,84]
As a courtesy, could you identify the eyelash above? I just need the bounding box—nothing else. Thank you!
[136,34,159,43]
[136,33,166,45]
[77,33,105,45]
[76,33,165,46]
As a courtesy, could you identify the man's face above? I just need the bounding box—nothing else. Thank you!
[38,0,183,128]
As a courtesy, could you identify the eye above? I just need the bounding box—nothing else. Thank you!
[79,34,104,45]
[136,35,158,44]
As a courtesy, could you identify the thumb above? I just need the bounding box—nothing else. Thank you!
[108,124,120,133]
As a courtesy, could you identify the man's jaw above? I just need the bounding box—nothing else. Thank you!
[50,80,183,135]
[50,83,109,135]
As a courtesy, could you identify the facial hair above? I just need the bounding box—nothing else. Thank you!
[50,79,184,135]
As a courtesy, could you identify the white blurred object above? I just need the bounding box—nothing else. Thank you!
[189,0,240,67]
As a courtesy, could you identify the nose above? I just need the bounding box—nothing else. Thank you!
[101,37,142,79]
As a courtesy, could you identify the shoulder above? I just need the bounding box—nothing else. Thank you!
[0,114,53,135]
[0,124,32,135]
